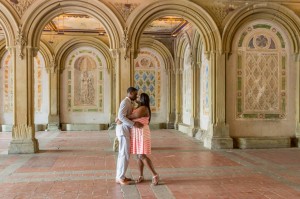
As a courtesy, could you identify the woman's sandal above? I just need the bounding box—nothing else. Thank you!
[135,176,144,183]
[152,174,159,185]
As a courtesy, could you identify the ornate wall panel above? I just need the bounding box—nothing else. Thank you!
[200,53,210,130]
[182,45,192,125]
[134,50,161,112]
[236,24,286,120]
[34,52,49,124]
[66,47,104,112]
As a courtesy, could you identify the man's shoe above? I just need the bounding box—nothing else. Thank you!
[115,177,132,183]
[116,179,130,185]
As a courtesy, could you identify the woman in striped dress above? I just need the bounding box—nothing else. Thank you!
[128,93,159,185]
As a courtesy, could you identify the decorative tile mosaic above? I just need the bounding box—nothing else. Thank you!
[66,48,103,112]
[237,24,286,120]
[134,50,161,112]
[181,46,193,125]
[34,54,42,113]
[2,52,13,113]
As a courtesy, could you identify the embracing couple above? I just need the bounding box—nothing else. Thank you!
[115,87,159,185]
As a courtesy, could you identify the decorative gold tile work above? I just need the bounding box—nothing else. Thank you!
[34,54,42,113]
[3,52,13,113]
[134,50,161,112]
[66,48,103,112]
[237,24,286,120]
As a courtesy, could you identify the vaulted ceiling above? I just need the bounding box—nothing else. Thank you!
[43,13,187,36]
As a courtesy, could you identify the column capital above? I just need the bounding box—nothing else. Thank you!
[110,48,120,59]
[46,58,58,74]
[15,25,26,60]
[121,27,132,60]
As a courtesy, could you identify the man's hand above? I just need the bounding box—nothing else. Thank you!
[134,122,143,128]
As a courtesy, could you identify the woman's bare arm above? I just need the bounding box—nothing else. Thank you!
[128,106,148,119]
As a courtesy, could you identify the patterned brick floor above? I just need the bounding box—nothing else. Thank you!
[0,129,300,199]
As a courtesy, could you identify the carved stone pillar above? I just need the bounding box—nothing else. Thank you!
[295,53,300,147]
[204,51,233,149]
[174,68,182,129]
[8,32,39,153]
[47,59,60,131]
[167,68,176,128]
[191,61,200,134]
[110,61,116,123]
[111,51,132,114]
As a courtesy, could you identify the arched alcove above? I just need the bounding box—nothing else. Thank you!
[226,17,297,148]
[56,39,113,130]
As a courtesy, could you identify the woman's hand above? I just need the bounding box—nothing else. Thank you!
[115,118,123,125]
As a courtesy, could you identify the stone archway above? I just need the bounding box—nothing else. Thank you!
[7,0,123,153]
[126,0,232,149]
[140,38,175,127]
[22,0,123,50]
[56,38,113,130]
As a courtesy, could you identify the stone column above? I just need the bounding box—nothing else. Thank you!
[295,53,300,147]
[166,68,176,128]
[111,27,134,113]
[47,59,60,131]
[204,51,233,149]
[174,67,182,129]
[191,60,200,134]
[110,62,116,123]
[8,42,39,153]
[111,48,132,114]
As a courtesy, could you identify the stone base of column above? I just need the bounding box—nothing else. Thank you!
[47,123,60,131]
[203,123,233,149]
[234,136,291,149]
[204,137,233,149]
[178,123,197,137]
[296,137,300,148]
[8,138,39,154]
[166,122,175,129]
[48,115,60,131]
[296,124,300,147]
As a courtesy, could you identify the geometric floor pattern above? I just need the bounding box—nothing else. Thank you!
[0,129,300,199]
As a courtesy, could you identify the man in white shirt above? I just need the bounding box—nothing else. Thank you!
[115,87,143,185]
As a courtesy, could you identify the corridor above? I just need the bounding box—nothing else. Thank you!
[0,130,300,199]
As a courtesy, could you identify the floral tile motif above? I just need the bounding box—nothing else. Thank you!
[134,50,161,112]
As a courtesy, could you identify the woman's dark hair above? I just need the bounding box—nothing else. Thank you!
[140,93,151,122]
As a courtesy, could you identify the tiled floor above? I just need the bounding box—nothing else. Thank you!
[0,129,300,199]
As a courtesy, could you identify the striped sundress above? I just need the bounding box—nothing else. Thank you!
[130,116,151,154]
